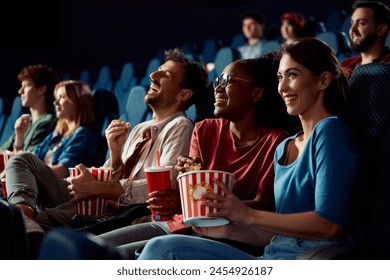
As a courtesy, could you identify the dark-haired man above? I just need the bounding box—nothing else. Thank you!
[342,1,390,78]
[238,10,267,59]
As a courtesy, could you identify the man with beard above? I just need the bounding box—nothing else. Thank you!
[22,48,209,235]
[341,1,390,78]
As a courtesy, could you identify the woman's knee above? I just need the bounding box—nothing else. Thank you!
[138,235,194,260]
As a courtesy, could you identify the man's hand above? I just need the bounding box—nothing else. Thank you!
[67,164,100,203]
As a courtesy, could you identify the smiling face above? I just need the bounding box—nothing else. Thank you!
[277,54,325,117]
[213,61,259,121]
[349,7,378,52]
[145,60,186,109]
[53,86,75,120]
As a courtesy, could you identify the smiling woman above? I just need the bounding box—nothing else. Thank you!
[4,80,99,220]
[137,38,361,261]
[92,52,299,260]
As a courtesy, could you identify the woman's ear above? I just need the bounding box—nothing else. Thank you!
[319,71,332,90]
[252,87,264,102]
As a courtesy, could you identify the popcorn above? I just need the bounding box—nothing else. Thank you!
[183,162,202,172]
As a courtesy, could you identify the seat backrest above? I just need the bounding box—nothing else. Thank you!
[185,103,197,123]
[340,14,352,44]
[113,62,138,117]
[0,96,23,145]
[213,47,241,76]
[79,69,92,88]
[92,89,119,135]
[122,85,149,128]
[347,62,390,250]
[260,40,281,55]
[230,33,246,49]
[324,9,347,31]
[201,38,222,64]
[316,31,351,56]
[0,199,29,259]
[37,227,126,260]
[139,57,161,87]
[386,32,390,48]
[117,62,136,91]
[93,65,112,91]
[0,97,7,136]
[92,89,119,165]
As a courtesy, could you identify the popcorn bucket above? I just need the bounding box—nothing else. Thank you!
[0,150,13,171]
[68,167,112,216]
[177,170,234,227]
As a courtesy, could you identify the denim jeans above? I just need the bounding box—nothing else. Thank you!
[138,235,259,260]
[138,234,341,260]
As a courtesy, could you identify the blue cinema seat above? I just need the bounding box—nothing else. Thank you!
[38,227,126,260]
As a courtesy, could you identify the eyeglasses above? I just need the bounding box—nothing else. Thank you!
[213,73,252,88]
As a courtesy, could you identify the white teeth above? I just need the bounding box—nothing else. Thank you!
[215,98,227,102]
[284,95,297,102]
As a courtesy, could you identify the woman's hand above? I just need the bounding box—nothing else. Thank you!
[201,178,253,224]
[175,155,202,173]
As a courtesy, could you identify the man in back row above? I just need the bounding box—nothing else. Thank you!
[238,10,267,59]
[342,0,390,78]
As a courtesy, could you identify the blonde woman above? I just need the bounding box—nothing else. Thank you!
[5,80,98,219]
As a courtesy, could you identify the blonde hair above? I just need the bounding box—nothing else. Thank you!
[54,80,95,136]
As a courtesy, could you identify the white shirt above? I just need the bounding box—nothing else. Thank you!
[104,111,193,205]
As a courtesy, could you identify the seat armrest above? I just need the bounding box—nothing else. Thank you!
[297,245,390,260]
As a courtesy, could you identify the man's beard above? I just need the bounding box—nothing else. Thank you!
[351,32,377,52]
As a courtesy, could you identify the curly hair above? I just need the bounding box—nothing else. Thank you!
[17,64,59,109]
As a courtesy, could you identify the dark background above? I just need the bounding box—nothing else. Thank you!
[0,0,358,100]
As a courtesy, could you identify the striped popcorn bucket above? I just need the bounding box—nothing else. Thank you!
[177,170,234,227]
[0,150,12,172]
[68,167,112,216]
[0,151,13,198]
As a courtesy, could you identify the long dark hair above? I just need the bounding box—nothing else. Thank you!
[238,52,300,135]
[280,37,349,118]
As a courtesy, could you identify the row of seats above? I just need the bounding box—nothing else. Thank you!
[69,20,357,123]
